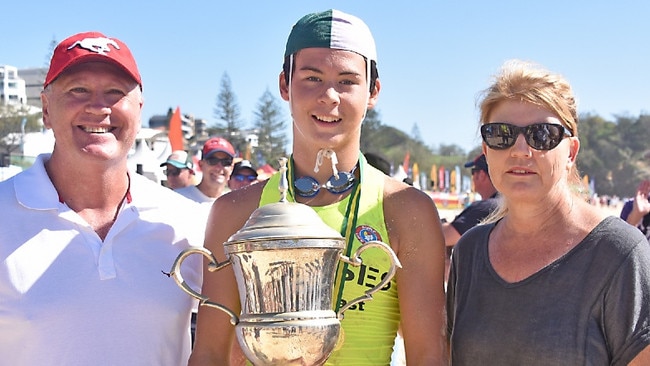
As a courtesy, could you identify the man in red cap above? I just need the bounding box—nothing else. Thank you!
[0,32,204,365]
[175,137,236,204]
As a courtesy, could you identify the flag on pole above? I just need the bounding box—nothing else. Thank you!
[445,169,450,191]
[412,162,420,188]
[430,164,437,191]
[450,168,456,193]
[168,106,184,151]
[402,151,410,174]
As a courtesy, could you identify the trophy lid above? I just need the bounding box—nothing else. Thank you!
[226,201,344,243]
[226,157,344,244]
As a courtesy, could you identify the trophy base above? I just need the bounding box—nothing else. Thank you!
[236,316,341,366]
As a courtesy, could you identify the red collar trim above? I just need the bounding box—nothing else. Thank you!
[124,172,132,203]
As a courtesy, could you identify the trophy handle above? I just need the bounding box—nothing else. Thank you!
[337,240,402,317]
[169,247,239,325]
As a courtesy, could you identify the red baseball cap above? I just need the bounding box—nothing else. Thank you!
[44,31,141,88]
[202,137,235,159]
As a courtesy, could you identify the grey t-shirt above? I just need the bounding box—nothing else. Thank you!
[447,216,650,365]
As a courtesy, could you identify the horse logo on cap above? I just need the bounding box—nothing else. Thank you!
[67,37,120,55]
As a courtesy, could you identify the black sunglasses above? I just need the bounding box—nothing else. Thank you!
[204,156,233,166]
[480,122,573,151]
[233,174,257,182]
[164,168,182,177]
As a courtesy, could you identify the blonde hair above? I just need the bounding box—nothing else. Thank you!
[479,60,586,223]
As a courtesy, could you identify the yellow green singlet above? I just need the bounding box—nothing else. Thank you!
[258,153,400,365]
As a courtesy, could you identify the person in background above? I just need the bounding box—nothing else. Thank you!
[365,151,413,186]
[161,149,195,189]
[174,138,236,342]
[364,151,391,176]
[190,9,447,365]
[172,138,236,344]
[447,59,650,365]
[228,159,258,190]
[175,137,235,204]
[620,178,650,241]
[0,31,204,365]
[442,153,498,282]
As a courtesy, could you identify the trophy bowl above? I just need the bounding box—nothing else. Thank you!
[236,312,340,366]
[169,158,401,365]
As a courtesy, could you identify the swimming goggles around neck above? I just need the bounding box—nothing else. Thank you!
[294,164,357,198]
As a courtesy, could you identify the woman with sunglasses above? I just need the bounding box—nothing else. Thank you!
[228,159,258,191]
[446,60,650,365]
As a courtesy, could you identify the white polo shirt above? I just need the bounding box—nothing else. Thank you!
[0,154,206,365]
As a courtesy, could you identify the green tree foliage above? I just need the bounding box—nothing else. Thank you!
[251,89,288,167]
[360,108,383,153]
[44,37,58,67]
[209,72,249,154]
[204,73,648,198]
[438,144,466,156]
[361,108,418,166]
[0,104,42,154]
[411,123,423,143]
[211,72,244,138]
[577,113,650,197]
[360,109,461,184]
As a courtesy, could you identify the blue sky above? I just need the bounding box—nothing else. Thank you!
[3,1,649,153]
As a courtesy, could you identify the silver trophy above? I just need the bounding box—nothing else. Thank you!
[170,158,401,365]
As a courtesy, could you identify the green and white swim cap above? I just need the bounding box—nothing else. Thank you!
[284,9,377,63]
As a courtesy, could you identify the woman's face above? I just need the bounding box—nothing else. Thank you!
[482,99,578,205]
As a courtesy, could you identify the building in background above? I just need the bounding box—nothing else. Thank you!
[14,67,47,108]
[0,65,44,180]
[1,65,27,107]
